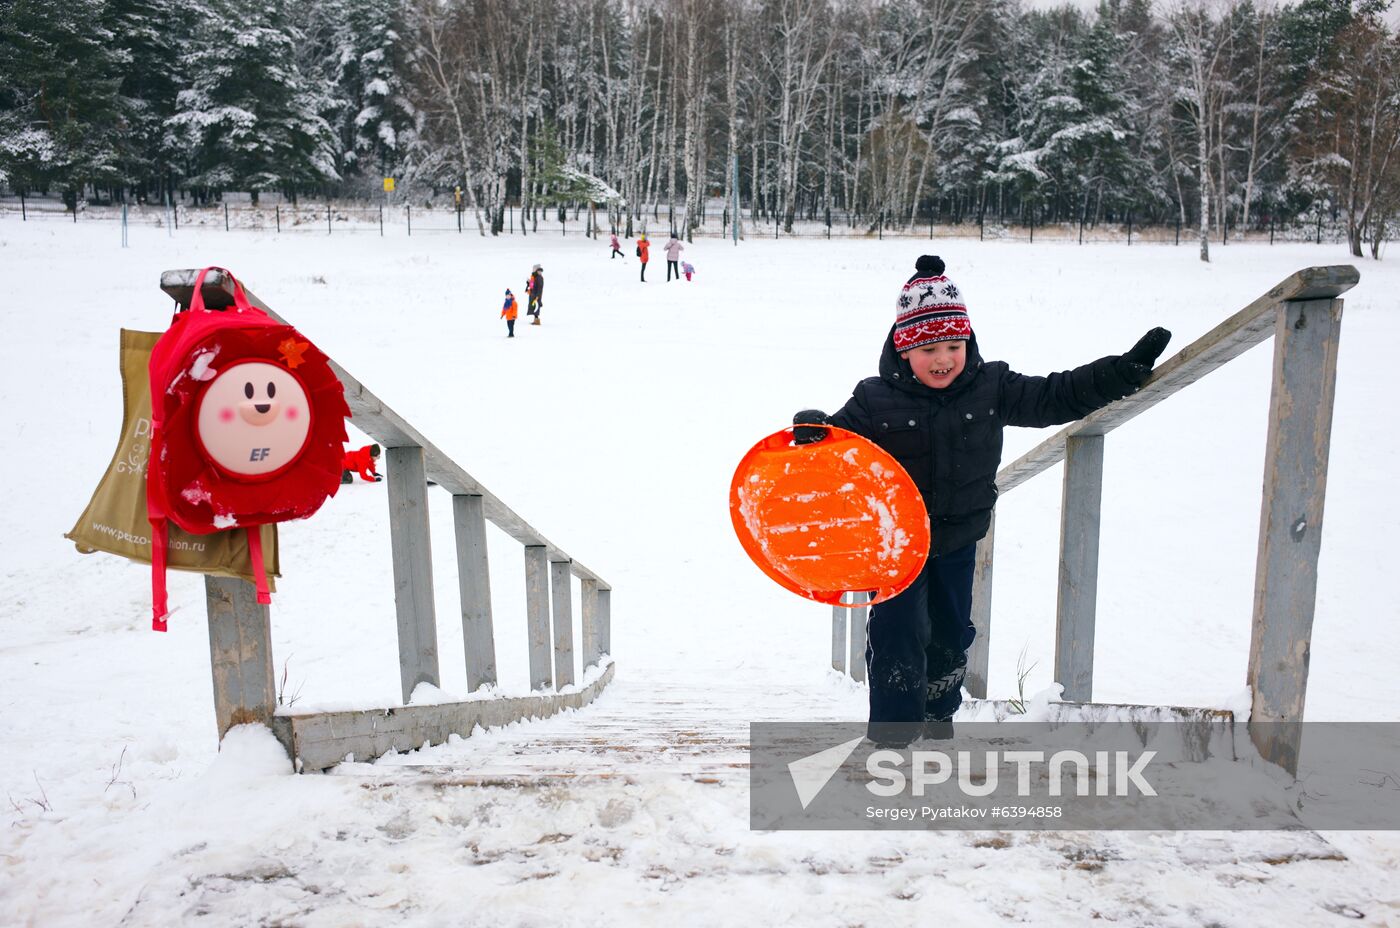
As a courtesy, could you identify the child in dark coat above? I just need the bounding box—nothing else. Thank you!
[794,255,1171,745]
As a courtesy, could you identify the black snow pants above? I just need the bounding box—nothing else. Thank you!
[865,542,977,737]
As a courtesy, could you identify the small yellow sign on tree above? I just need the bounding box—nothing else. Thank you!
[383,178,396,192]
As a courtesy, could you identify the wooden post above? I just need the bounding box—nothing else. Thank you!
[598,588,612,658]
[1055,433,1104,702]
[205,575,290,756]
[386,446,440,702]
[1248,298,1343,775]
[550,560,575,688]
[524,546,553,690]
[581,579,602,669]
[831,597,848,673]
[967,511,995,698]
[452,494,497,691]
[849,591,868,682]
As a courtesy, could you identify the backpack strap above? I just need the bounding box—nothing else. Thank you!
[246,527,272,605]
[151,518,169,632]
[188,266,254,314]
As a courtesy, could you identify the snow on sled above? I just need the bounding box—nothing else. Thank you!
[729,425,930,607]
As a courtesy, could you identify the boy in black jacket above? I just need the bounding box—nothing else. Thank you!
[794,255,1171,745]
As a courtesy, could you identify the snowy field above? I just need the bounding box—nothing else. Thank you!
[1,219,1398,925]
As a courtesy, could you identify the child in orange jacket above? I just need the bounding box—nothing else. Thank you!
[636,235,650,282]
[501,288,519,337]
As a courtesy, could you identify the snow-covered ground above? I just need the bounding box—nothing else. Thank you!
[2,220,1397,925]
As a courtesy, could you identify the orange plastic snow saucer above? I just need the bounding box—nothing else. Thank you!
[730,426,930,607]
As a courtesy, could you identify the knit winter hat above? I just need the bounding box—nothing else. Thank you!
[893,255,971,352]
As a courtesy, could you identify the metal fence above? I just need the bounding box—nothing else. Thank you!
[0,195,1351,247]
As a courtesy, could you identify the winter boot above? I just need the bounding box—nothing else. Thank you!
[923,650,966,739]
[531,317,541,325]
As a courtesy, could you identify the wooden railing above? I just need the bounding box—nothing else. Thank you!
[831,265,1357,774]
[161,269,614,770]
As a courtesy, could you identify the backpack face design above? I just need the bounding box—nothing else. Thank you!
[195,361,313,478]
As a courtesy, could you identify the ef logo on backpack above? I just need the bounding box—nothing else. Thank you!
[146,266,350,630]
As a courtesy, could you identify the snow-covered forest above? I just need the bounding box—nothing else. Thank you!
[2,0,1398,258]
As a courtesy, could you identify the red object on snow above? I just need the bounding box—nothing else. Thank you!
[342,444,381,482]
[146,266,350,630]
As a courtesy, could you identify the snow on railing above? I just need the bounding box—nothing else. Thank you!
[160,269,613,771]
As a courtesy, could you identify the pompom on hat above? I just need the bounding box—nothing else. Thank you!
[893,255,972,352]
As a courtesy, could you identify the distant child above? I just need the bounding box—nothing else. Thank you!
[526,264,544,325]
[793,255,1171,746]
[682,260,695,281]
[340,444,383,483]
[664,235,684,281]
[636,235,650,282]
[501,288,518,337]
[610,233,623,259]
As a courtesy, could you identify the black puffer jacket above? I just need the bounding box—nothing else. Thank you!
[811,327,1138,556]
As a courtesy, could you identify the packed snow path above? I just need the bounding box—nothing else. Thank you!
[82,669,1395,927]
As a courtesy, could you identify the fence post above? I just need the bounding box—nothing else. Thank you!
[407,204,412,236]
[224,202,229,231]
[1316,214,1322,244]
[327,203,332,235]
[598,587,612,659]
[379,206,383,237]
[1127,211,1133,246]
[848,591,868,682]
[1054,433,1104,703]
[581,579,602,669]
[551,560,575,689]
[276,204,280,234]
[452,494,497,691]
[525,546,553,690]
[1247,297,1343,775]
[831,597,848,673]
[204,574,286,755]
[386,446,440,702]
[20,193,25,220]
[967,511,995,698]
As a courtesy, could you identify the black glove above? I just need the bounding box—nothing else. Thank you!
[792,409,830,445]
[1115,327,1172,389]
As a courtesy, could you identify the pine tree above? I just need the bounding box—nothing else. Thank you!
[0,0,128,204]
[165,0,340,201]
